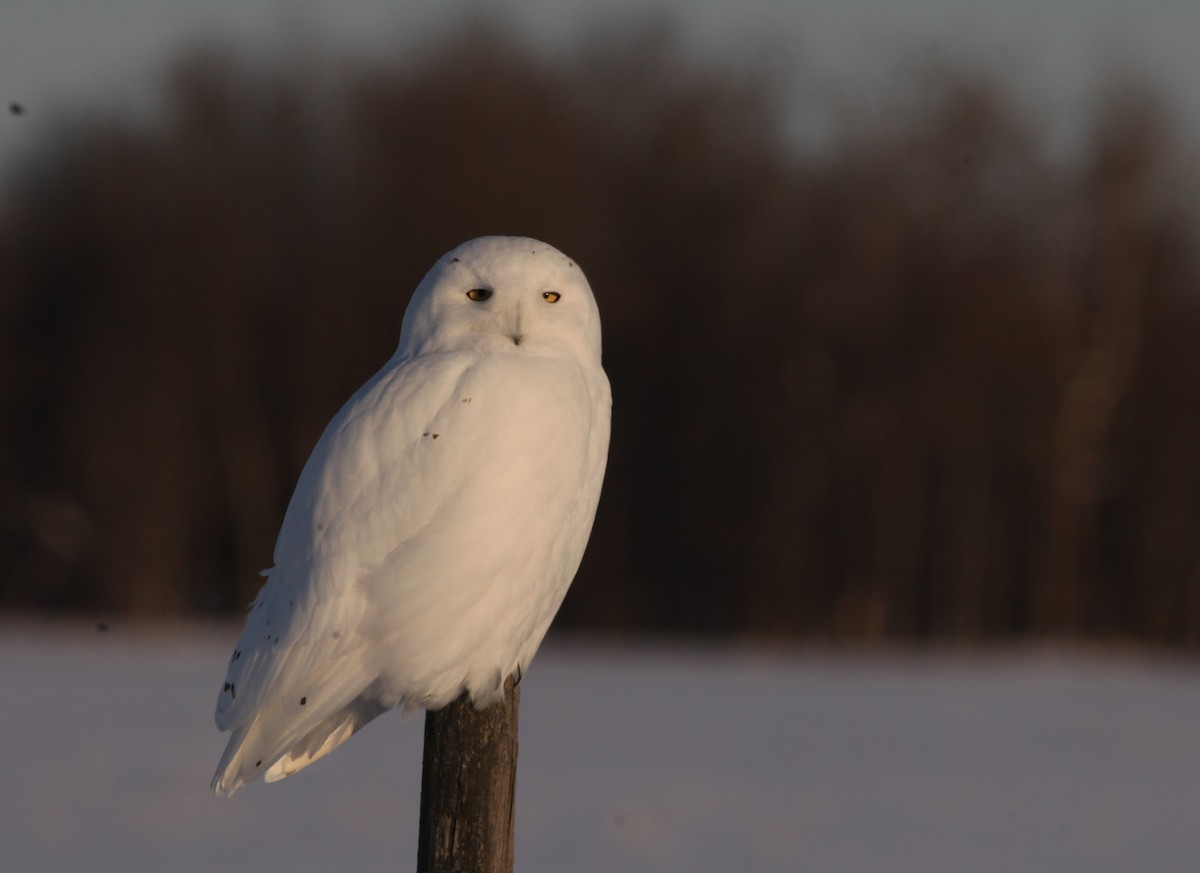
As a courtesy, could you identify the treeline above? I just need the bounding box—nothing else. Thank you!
[2,22,1199,643]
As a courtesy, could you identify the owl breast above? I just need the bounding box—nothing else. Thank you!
[358,350,609,708]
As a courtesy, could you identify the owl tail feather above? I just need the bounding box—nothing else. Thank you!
[211,654,386,796]
[212,695,387,796]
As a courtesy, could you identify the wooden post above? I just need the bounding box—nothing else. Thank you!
[416,678,520,873]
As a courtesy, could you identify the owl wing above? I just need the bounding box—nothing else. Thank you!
[211,351,478,791]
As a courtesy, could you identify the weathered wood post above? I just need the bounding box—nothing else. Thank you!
[416,677,520,873]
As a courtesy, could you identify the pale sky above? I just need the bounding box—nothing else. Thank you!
[2,0,1199,176]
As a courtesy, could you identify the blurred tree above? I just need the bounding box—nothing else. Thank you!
[1,20,1198,644]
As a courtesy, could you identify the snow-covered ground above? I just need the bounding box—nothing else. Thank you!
[3,623,1197,873]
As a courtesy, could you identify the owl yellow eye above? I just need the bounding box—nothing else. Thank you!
[466,288,492,302]
[542,291,561,303]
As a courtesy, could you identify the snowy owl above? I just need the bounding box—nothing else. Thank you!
[211,236,611,796]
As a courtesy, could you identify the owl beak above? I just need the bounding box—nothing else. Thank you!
[508,303,525,346]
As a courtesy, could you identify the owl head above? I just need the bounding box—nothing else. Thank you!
[397,236,602,363]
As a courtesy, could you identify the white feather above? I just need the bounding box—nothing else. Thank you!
[212,236,611,795]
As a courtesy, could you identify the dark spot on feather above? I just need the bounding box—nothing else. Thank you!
[231,683,237,699]
[451,257,460,263]
[332,630,341,639]
[233,650,241,661]
[317,522,325,532]
[9,102,25,116]
[224,682,231,691]
[300,696,307,705]
[432,433,439,439]
[96,622,109,633]
[422,432,428,437]
[255,760,262,767]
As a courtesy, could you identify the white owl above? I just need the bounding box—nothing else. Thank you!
[211,236,611,796]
